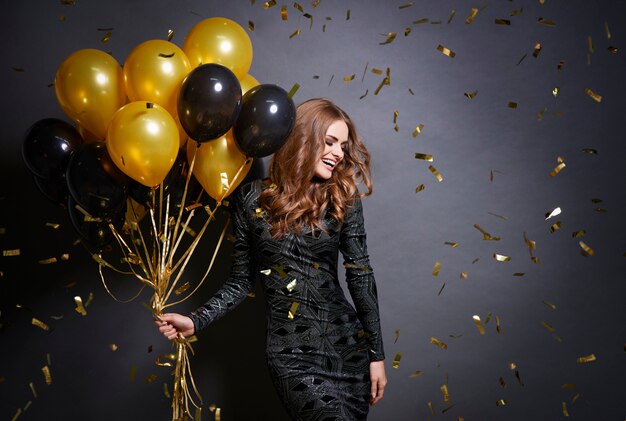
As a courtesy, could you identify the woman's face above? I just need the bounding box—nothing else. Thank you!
[313,120,349,180]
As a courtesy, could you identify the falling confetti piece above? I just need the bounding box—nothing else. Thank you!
[415,153,433,162]
[343,74,355,82]
[248,20,255,31]
[572,230,586,238]
[287,83,300,99]
[281,5,288,20]
[537,107,547,121]
[444,242,458,248]
[167,29,174,41]
[175,282,191,295]
[392,352,402,369]
[474,224,500,241]
[538,18,556,26]
[432,261,441,276]
[562,383,576,390]
[110,344,118,351]
[577,354,596,363]
[289,28,301,39]
[540,320,555,332]
[507,101,518,109]
[495,18,511,25]
[100,32,112,44]
[380,32,397,45]
[288,302,299,319]
[404,27,411,36]
[607,46,618,54]
[562,402,569,417]
[493,254,511,262]
[438,283,446,295]
[464,90,478,99]
[409,370,423,378]
[263,0,277,8]
[441,384,450,402]
[29,382,37,398]
[496,315,502,333]
[428,402,435,415]
[415,184,425,193]
[437,44,456,58]
[39,257,57,264]
[510,8,523,16]
[164,383,171,398]
[460,272,468,280]
[428,165,443,182]
[359,90,368,99]
[430,337,448,349]
[32,318,49,331]
[557,59,565,70]
[585,88,602,102]
[533,42,542,58]
[412,124,425,138]
[516,53,528,65]
[3,249,20,256]
[399,2,415,9]
[550,221,562,232]
[499,377,507,388]
[579,241,594,256]
[465,8,478,24]
[413,18,428,25]
[545,207,561,220]
[129,365,138,381]
[552,87,560,97]
[286,279,297,292]
[473,315,486,335]
[42,366,52,385]
[74,296,87,316]
[496,399,508,406]
[588,36,594,54]
[144,374,158,384]
[542,300,557,310]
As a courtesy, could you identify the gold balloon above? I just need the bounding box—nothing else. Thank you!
[182,17,253,79]
[239,73,260,95]
[187,132,252,201]
[55,49,126,140]
[77,125,101,144]
[107,102,179,187]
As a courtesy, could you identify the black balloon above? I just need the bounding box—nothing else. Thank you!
[233,84,296,158]
[66,142,127,217]
[67,196,125,250]
[32,174,69,207]
[22,118,83,179]
[177,63,242,142]
[128,149,202,208]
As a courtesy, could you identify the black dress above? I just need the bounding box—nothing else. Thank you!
[189,180,385,420]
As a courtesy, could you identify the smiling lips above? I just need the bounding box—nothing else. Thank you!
[322,158,337,169]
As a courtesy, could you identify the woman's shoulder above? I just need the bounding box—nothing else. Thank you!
[232,178,272,208]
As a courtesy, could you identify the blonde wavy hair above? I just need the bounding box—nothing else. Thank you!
[258,98,372,238]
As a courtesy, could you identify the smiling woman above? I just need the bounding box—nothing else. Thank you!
[156,98,386,420]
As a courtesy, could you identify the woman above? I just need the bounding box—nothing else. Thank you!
[156,98,387,420]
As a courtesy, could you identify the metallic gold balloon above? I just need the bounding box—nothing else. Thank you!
[187,131,252,201]
[55,49,126,140]
[106,102,179,187]
[239,73,260,95]
[182,17,253,79]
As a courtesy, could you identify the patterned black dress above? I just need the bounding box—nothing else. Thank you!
[189,180,385,420]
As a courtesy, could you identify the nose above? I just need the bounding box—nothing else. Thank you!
[332,144,344,160]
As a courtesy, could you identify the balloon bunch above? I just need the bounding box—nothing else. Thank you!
[22,17,296,421]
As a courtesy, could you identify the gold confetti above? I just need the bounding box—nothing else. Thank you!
[428,165,443,182]
[281,5,288,20]
[537,107,547,121]
[441,384,450,402]
[144,374,158,384]
[39,257,57,264]
[499,377,507,388]
[404,27,412,36]
[445,242,458,248]
[346,9,350,20]
[415,153,433,162]
[288,302,299,319]
[42,366,52,385]
[572,393,580,404]
[263,0,277,8]
[496,315,501,333]
[427,401,435,415]
[538,17,556,27]
[464,90,478,99]
[552,86,560,97]
[287,83,300,99]
[415,184,425,193]
[248,20,255,31]
[579,241,594,256]
[460,272,468,280]
[110,344,118,351]
[474,224,500,241]
[495,18,510,25]
[465,8,478,24]
[399,2,415,8]
[432,261,441,276]
[473,315,486,335]
[413,18,428,25]
[493,254,511,262]
[174,282,191,295]
[343,74,355,83]
[60,0,76,4]
[32,318,49,331]
[533,42,542,58]
[562,383,576,390]
[510,8,523,16]
[29,381,37,398]
[60,253,70,261]
[392,352,402,369]
[550,221,562,232]
[412,124,425,138]
[311,0,320,7]
[129,365,138,381]
[164,383,171,399]
[45,222,60,229]
[289,28,301,39]
[607,46,618,54]
[562,402,569,417]
[572,230,586,238]
[507,101,518,109]
[286,279,297,292]
[496,399,508,406]
[100,31,112,44]
[3,249,20,256]
[577,354,596,363]
[540,320,555,332]
[380,32,397,45]
[542,300,557,310]
[558,59,565,70]
[371,68,383,75]
[293,2,304,12]
[167,29,174,41]
[394,329,400,344]
[447,9,456,23]
[409,370,423,378]
[588,35,594,54]
[74,296,87,316]
[585,88,602,103]
[437,44,456,58]
[545,207,561,220]
[430,337,448,350]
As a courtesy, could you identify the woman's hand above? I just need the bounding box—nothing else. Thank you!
[369,360,387,405]
[154,313,195,340]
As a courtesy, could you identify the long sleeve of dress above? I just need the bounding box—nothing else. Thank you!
[188,186,256,333]
[339,197,385,362]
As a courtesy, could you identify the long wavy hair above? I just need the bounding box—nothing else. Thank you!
[258,98,372,238]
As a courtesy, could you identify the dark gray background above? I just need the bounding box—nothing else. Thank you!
[1,1,625,420]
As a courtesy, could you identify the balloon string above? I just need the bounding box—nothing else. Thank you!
[97,263,147,304]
